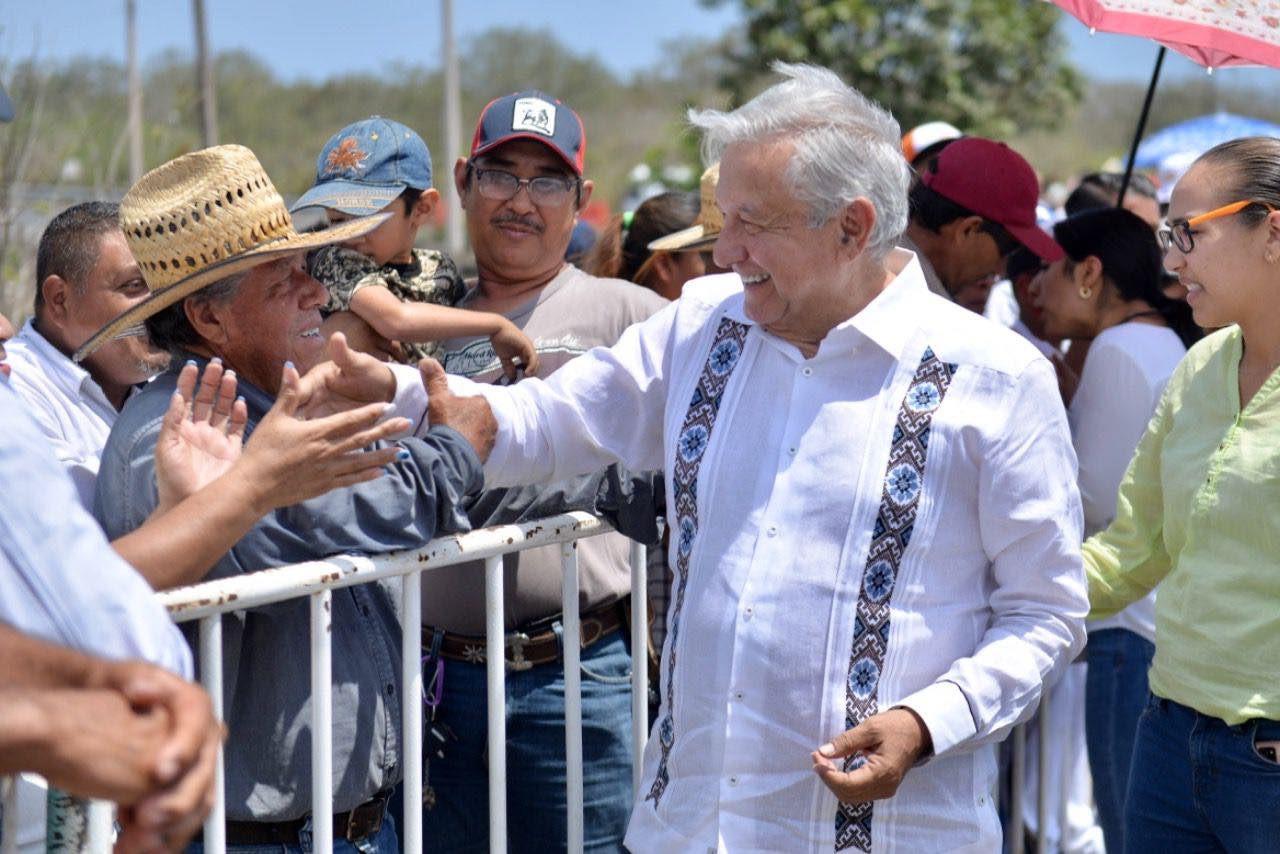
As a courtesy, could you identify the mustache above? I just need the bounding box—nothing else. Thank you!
[491,213,544,234]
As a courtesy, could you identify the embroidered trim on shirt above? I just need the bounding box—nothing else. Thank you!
[835,347,957,853]
[645,316,751,808]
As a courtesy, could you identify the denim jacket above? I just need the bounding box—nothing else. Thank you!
[95,356,482,822]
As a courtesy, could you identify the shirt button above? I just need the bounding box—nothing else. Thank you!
[744,605,755,620]
[978,795,986,806]
[801,366,814,377]
[787,446,797,456]
[728,775,739,787]
[766,525,778,537]
[733,690,744,701]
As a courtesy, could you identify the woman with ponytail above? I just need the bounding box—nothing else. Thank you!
[1031,205,1194,853]
[1078,137,1280,851]
[582,191,709,300]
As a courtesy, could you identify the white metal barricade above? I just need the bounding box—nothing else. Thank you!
[159,511,643,854]
[0,509,1074,854]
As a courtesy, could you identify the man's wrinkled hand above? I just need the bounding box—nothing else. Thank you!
[293,332,398,418]
[94,660,224,852]
[811,707,932,804]
[154,359,248,512]
[228,360,410,511]
[9,689,172,805]
[419,358,497,462]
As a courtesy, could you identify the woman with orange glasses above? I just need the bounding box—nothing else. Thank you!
[1083,136,1280,851]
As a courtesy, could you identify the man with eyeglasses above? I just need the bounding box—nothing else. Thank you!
[901,137,1063,310]
[416,90,667,851]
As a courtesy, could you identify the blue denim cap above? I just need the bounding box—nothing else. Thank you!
[292,116,432,215]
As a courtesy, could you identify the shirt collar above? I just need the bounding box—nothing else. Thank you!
[720,250,931,363]
[839,249,931,361]
[18,318,109,404]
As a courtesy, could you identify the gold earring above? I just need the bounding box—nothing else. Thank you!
[1078,286,1093,300]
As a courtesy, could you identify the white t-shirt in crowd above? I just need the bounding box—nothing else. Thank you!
[1070,321,1186,643]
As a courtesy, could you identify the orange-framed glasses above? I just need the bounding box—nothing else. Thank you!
[1158,199,1277,254]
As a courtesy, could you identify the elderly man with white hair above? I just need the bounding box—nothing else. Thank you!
[420,62,1087,852]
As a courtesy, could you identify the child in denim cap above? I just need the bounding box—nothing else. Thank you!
[294,116,539,377]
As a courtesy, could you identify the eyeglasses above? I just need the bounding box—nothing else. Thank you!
[1157,199,1277,254]
[468,164,580,207]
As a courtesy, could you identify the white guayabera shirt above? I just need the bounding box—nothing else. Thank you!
[4,319,120,508]
[447,252,1088,853]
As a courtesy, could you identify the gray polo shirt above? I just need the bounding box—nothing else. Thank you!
[95,357,482,822]
[430,264,668,633]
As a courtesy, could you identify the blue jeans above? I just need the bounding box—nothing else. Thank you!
[186,811,397,854]
[1125,694,1280,853]
[420,630,634,853]
[1085,628,1154,854]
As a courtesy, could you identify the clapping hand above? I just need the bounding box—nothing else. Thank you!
[154,359,247,513]
[154,352,413,516]
[292,332,400,418]
[235,360,412,511]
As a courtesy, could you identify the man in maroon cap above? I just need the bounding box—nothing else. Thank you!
[901,138,1063,308]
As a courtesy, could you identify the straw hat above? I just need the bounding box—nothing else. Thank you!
[647,162,721,252]
[74,144,389,361]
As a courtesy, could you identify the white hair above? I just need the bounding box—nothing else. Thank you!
[688,62,910,260]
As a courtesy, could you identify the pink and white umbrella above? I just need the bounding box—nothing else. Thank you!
[1049,0,1280,200]
[1051,0,1280,70]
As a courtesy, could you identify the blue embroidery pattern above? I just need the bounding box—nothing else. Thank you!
[835,347,957,852]
[646,317,751,808]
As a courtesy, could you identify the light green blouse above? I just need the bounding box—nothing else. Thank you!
[1084,325,1280,724]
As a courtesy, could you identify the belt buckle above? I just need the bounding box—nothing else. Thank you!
[505,632,534,672]
[342,798,384,843]
[342,807,360,843]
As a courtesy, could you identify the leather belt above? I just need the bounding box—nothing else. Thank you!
[205,792,388,846]
[423,602,624,671]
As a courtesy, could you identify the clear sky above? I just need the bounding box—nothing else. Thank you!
[1,1,1274,89]
[0,0,742,79]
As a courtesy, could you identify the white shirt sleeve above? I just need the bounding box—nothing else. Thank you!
[6,386,100,510]
[464,301,681,488]
[899,357,1088,756]
[0,381,193,677]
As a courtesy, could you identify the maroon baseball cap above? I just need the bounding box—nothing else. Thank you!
[470,90,586,176]
[921,137,1063,262]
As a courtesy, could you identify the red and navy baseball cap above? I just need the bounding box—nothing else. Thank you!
[921,137,1064,263]
[470,90,585,176]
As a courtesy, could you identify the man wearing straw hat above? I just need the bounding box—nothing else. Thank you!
[90,144,492,851]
